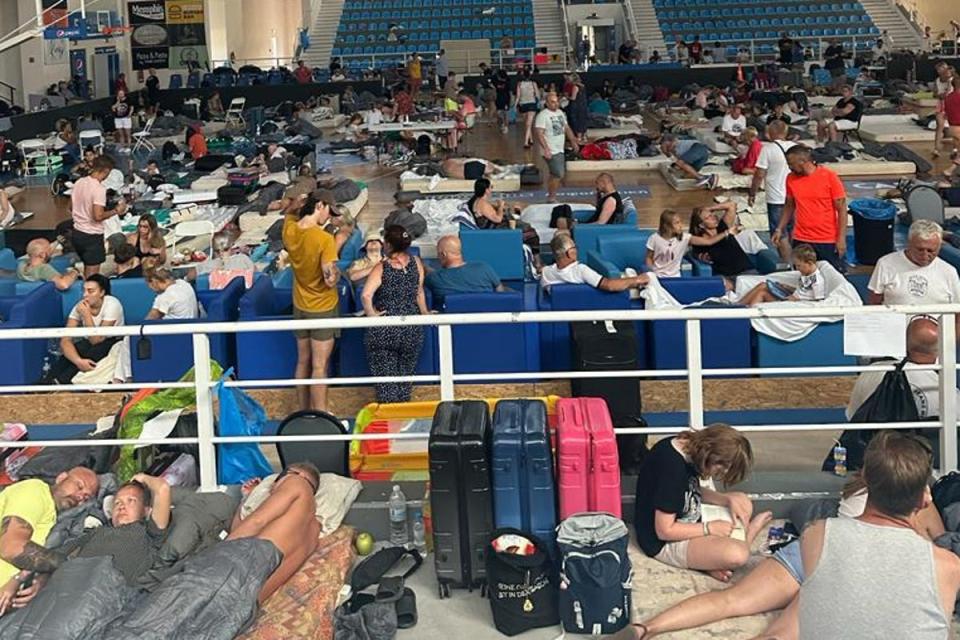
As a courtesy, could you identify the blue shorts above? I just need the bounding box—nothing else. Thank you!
[767,203,793,236]
[772,539,804,584]
[679,143,710,171]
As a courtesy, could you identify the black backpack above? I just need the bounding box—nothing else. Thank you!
[933,472,960,519]
[823,358,923,472]
[161,140,179,162]
[486,529,559,636]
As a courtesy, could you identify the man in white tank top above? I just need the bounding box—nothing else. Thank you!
[798,431,960,639]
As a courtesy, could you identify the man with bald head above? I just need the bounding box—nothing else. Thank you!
[424,235,506,303]
[16,238,79,291]
[847,317,959,420]
[0,466,98,614]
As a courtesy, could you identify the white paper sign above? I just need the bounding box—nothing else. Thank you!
[843,313,908,358]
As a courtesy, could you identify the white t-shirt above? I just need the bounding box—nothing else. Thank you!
[517,80,538,105]
[867,252,960,306]
[721,114,746,136]
[795,268,826,301]
[364,109,383,127]
[152,279,199,319]
[69,295,124,328]
[755,140,797,205]
[646,232,691,278]
[540,261,603,288]
[846,361,960,419]
[534,108,569,155]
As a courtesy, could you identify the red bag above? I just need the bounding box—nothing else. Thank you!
[579,143,611,161]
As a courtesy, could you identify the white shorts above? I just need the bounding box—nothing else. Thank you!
[654,539,690,569]
[115,117,132,130]
[825,118,857,131]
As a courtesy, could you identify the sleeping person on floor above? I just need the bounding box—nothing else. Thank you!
[0,463,323,639]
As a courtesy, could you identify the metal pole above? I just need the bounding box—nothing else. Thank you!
[35,0,44,28]
[940,315,958,472]
[685,319,704,430]
[437,324,455,401]
[192,334,219,491]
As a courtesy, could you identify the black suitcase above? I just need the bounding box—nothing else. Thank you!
[429,400,494,599]
[570,320,647,474]
[217,184,247,206]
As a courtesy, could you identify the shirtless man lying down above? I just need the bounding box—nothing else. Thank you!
[441,157,505,180]
[228,462,322,603]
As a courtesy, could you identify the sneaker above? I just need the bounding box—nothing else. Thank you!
[707,174,719,190]
[695,175,711,188]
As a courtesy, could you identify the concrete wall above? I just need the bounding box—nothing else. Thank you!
[225,0,302,66]
[0,0,25,104]
[914,0,955,37]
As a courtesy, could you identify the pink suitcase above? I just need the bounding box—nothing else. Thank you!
[556,397,622,519]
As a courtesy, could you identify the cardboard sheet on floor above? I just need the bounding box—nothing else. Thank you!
[399,174,521,193]
[566,155,671,172]
[660,162,704,191]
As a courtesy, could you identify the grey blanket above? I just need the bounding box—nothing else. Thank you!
[0,538,280,640]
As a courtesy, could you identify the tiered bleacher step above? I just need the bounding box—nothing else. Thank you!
[331,0,536,68]
[653,0,880,58]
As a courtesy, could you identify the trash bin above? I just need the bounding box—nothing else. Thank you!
[850,198,897,266]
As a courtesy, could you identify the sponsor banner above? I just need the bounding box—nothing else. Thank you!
[168,24,205,47]
[132,46,169,70]
[128,0,166,24]
[43,24,86,40]
[169,45,209,69]
[165,1,205,24]
[132,23,169,47]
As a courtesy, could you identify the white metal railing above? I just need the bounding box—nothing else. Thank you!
[3,303,958,493]
[621,0,641,50]
[664,35,880,65]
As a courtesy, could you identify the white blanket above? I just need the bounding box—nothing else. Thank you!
[411,197,466,249]
[241,472,362,535]
[641,261,862,341]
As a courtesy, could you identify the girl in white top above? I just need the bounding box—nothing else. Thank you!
[645,209,739,277]
[514,71,541,147]
[739,243,826,306]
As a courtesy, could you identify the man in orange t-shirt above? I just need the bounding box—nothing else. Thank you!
[771,145,847,271]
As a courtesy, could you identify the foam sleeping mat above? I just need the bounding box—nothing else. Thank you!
[399,174,521,193]
[566,155,671,172]
[859,114,936,142]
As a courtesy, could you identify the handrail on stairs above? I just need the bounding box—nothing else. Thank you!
[621,0,640,47]
[0,80,15,106]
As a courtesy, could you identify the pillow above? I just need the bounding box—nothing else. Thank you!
[240,472,362,535]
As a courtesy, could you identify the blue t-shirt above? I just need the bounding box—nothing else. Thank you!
[424,262,501,301]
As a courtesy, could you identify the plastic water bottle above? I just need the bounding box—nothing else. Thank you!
[833,443,848,477]
[389,485,409,546]
[411,506,426,555]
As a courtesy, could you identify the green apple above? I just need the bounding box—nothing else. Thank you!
[355,532,375,556]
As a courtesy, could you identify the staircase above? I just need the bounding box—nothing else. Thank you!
[858,0,923,50]
[531,0,567,61]
[301,0,346,68]
[628,0,668,60]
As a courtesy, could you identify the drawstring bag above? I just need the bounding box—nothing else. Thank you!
[823,358,925,472]
[486,529,559,636]
[216,369,273,484]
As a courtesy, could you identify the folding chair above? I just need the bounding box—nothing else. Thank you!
[224,97,247,128]
[17,139,48,176]
[78,129,105,154]
[172,219,216,258]
[275,410,350,476]
[131,117,156,154]
[840,112,863,144]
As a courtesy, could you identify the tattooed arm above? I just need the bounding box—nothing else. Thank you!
[0,516,62,574]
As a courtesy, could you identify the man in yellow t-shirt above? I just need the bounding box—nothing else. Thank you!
[282,189,341,413]
[0,467,99,613]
